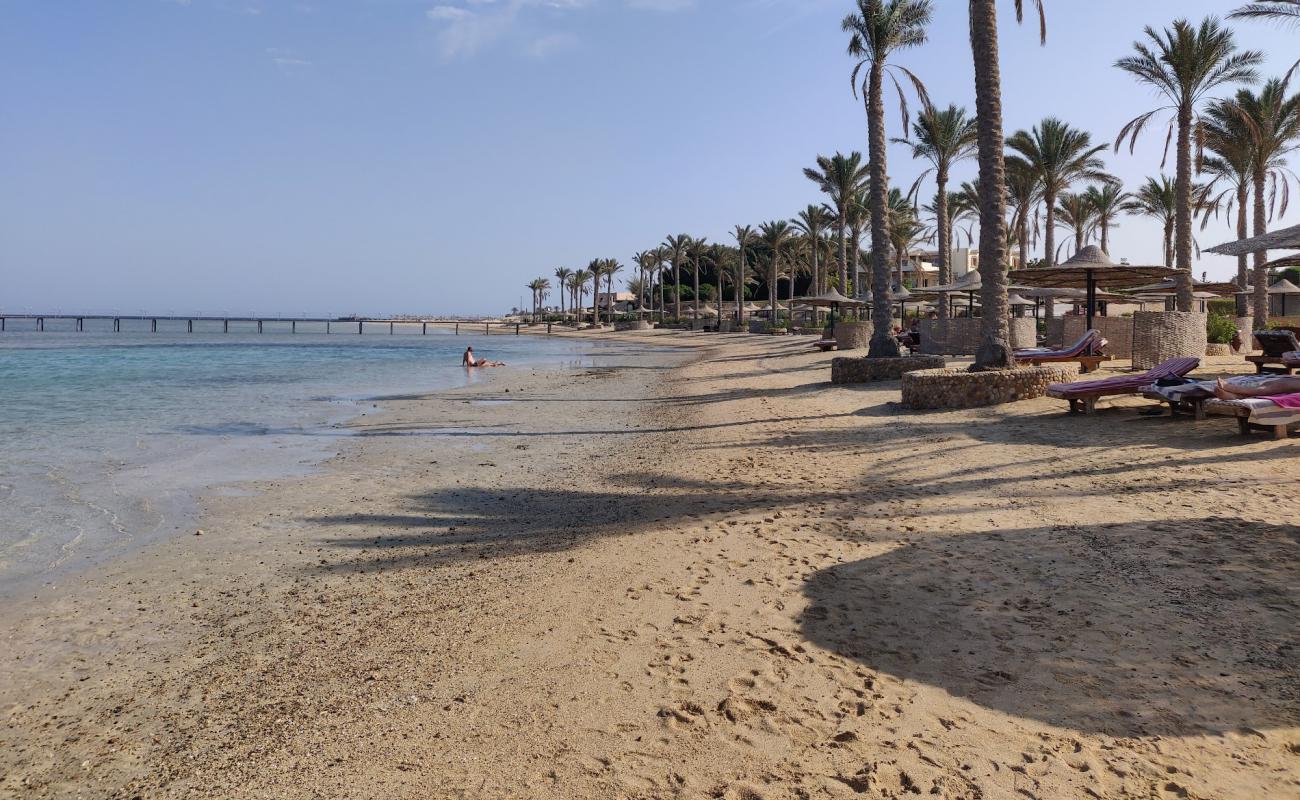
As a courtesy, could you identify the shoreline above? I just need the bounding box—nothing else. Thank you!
[3,333,1297,799]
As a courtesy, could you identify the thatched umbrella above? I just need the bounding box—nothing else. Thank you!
[1011,245,1177,329]
[798,289,867,336]
[1268,278,1300,317]
[1206,222,1300,256]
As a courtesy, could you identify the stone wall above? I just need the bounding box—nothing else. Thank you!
[901,364,1079,410]
[831,355,945,384]
[613,320,653,331]
[1062,316,1133,359]
[919,317,1037,355]
[1131,311,1207,371]
[833,321,873,351]
[1044,318,1066,348]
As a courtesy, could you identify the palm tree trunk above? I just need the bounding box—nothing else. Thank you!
[937,174,952,321]
[849,225,862,302]
[1252,169,1270,326]
[673,259,681,320]
[838,215,849,293]
[970,0,1013,369]
[735,250,745,325]
[1163,222,1173,268]
[692,256,701,321]
[592,273,601,326]
[1235,183,1250,319]
[1173,104,1195,312]
[1018,215,1029,272]
[1043,188,1057,269]
[866,61,899,358]
[770,252,779,324]
[607,272,614,323]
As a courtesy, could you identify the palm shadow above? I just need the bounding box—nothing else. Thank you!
[799,519,1300,737]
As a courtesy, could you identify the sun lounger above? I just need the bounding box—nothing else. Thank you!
[1046,356,1200,414]
[1203,396,1300,439]
[813,339,837,352]
[1016,330,1111,373]
[1247,330,1300,374]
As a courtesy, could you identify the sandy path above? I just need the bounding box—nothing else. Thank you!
[2,333,1297,799]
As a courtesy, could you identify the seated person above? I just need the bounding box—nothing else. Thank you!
[1214,375,1300,400]
[462,346,504,368]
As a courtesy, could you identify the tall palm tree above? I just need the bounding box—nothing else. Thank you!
[966,0,1046,368]
[1203,99,1267,316]
[732,225,758,324]
[566,271,585,322]
[1054,192,1099,258]
[1005,155,1042,271]
[1230,1,1300,26]
[1115,17,1262,311]
[846,190,869,298]
[844,0,933,358]
[1217,78,1300,326]
[603,259,624,321]
[553,267,573,321]
[663,234,691,321]
[585,259,604,325]
[1007,118,1112,270]
[708,243,733,326]
[758,220,794,325]
[886,188,926,290]
[793,205,833,298]
[653,246,670,322]
[1124,176,1180,268]
[526,278,548,323]
[1083,182,1129,255]
[687,236,709,322]
[804,152,870,293]
[899,102,977,316]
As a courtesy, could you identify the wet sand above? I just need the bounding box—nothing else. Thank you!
[2,332,1297,799]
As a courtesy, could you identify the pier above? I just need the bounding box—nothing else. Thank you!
[0,315,527,335]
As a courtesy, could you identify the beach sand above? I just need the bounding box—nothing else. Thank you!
[2,333,1297,799]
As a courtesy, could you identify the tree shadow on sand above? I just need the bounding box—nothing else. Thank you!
[799,518,1300,738]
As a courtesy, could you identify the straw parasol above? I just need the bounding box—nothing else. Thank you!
[1206,222,1300,256]
[1011,245,1178,329]
[798,289,867,335]
[1268,278,1300,317]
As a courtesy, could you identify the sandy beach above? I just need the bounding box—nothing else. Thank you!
[2,332,1297,799]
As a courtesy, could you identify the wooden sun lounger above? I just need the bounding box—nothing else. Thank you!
[1244,355,1297,375]
[1203,400,1298,440]
[813,339,837,352]
[1045,356,1201,415]
[1141,390,1209,420]
[1021,353,1111,374]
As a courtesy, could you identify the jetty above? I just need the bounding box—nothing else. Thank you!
[0,315,528,335]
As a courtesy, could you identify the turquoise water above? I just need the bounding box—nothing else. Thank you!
[0,331,603,595]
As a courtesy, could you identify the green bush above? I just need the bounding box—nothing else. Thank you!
[1206,313,1237,345]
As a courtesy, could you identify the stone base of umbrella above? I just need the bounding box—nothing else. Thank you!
[901,364,1079,410]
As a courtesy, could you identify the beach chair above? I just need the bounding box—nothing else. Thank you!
[813,338,837,352]
[1045,356,1201,415]
[1204,397,1300,439]
[1015,329,1111,373]
[1247,330,1300,374]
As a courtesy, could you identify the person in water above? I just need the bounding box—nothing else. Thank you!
[462,346,504,368]
[1214,375,1300,400]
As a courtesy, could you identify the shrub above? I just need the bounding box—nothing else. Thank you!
[1206,313,1237,345]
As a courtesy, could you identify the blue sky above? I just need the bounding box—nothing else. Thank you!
[1,0,1295,316]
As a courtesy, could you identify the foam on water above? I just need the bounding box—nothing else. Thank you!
[0,330,602,595]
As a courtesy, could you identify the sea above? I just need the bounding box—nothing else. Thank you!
[0,324,612,597]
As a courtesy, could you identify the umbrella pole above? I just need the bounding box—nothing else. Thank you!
[1086,272,1096,331]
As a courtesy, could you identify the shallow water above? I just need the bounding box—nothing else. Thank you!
[0,330,606,595]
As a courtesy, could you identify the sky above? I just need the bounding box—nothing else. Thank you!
[1,0,1296,317]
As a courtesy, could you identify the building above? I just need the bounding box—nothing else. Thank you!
[594,291,637,314]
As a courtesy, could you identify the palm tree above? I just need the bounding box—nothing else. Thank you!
[662,234,691,321]
[526,278,549,323]
[1204,99,1266,316]
[553,267,573,322]
[1114,17,1262,311]
[1054,192,1099,258]
[1217,78,1300,326]
[804,152,870,293]
[653,246,670,322]
[688,237,709,322]
[603,259,624,321]
[1124,176,1180,268]
[793,205,833,298]
[1083,183,1129,255]
[732,225,757,324]
[585,259,603,325]
[967,0,1045,368]
[1007,119,1112,271]
[899,102,977,316]
[1005,155,1042,271]
[846,190,869,298]
[1230,1,1300,26]
[886,188,926,290]
[844,0,933,358]
[566,270,586,323]
[708,243,734,326]
[758,220,794,325]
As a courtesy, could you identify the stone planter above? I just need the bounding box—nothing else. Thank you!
[1205,343,1232,357]
[1131,311,1207,371]
[833,321,873,351]
[831,355,945,384]
[901,364,1079,410]
[613,320,652,331]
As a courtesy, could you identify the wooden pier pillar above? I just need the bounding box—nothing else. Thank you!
[390,322,394,335]
[187,319,193,333]
[515,323,520,335]
[38,317,44,332]
[1,317,5,332]
[359,321,363,335]
[326,321,330,334]
[422,322,427,335]
[257,320,263,333]
[455,322,459,335]
[223,319,228,333]
[151,318,157,333]
[291,320,296,334]
[114,318,120,332]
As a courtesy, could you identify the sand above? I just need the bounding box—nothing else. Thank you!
[2,332,1297,799]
